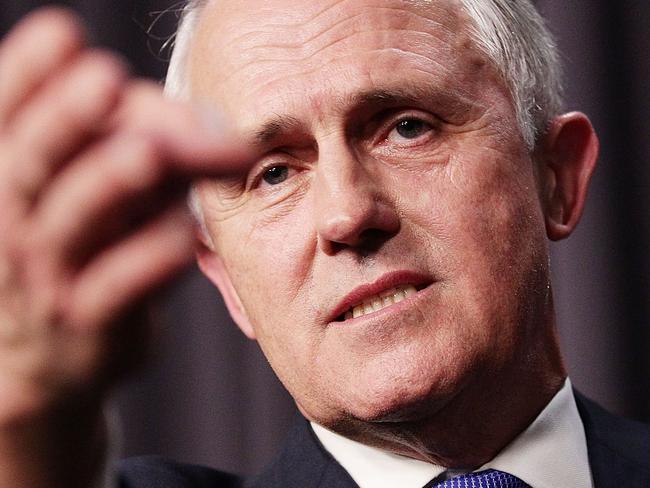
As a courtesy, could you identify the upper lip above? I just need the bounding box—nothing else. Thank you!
[328,270,434,323]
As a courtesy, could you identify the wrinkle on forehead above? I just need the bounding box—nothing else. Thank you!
[189,0,472,94]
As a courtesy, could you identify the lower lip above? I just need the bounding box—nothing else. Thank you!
[329,284,435,327]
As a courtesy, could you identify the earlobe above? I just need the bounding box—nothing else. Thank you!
[539,112,599,241]
[196,243,257,340]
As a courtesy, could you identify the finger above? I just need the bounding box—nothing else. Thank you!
[64,203,195,330]
[6,50,127,201]
[115,81,257,176]
[30,83,259,262]
[29,131,188,267]
[0,7,85,127]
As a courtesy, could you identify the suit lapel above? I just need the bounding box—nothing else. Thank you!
[575,391,650,487]
[247,417,359,488]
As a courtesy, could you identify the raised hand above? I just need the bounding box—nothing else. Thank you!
[0,8,250,487]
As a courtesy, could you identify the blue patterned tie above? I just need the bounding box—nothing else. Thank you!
[426,469,531,488]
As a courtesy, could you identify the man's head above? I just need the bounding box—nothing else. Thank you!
[167,0,598,465]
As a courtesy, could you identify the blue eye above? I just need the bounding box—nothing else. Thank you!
[262,166,289,185]
[395,119,430,139]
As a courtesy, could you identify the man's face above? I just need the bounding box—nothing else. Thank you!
[190,0,553,431]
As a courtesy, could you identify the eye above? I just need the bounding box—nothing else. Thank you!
[261,165,289,185]
[390,118,433,141]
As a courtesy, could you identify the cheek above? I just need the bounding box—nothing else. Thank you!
[214,203,317,342]
[412,141,544,263]
[398,145,548,332]
[453,160,549,350]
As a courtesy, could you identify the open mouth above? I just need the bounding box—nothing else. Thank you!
[334,283,429,322]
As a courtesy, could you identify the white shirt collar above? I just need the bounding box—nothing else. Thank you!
[311,378,593,488]
[481,378,593,488]
[311,422,442,487]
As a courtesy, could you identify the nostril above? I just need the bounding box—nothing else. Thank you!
[356,228,393,253]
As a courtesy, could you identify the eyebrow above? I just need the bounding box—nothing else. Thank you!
[352,84,476,118]
[252,114,304,147]
[249,84,475,147]
[353,86,437,107]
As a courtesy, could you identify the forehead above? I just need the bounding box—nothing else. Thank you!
[188,0,490,127]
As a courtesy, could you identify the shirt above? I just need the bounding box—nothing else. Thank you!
[312,378,594,488]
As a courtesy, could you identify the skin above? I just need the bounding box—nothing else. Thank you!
[191,0,598,467]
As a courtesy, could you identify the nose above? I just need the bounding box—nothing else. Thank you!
[313,145,399,255]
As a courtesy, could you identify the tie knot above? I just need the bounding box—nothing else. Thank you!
[427,469,531,488]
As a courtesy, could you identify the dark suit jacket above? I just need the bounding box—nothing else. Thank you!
[119,393,650,487]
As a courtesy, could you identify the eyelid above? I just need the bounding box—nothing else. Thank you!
[374,109,439,145]
[249,159,284,189]
[248,154,300,190]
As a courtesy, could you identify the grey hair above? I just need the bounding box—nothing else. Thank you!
[165,0,563,150]
[164,0,208,100]
[165,0,212,244]
[461,0,564,148]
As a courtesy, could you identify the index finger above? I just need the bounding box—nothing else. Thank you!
[114,81,257,178]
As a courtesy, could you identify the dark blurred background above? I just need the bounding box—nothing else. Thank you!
[1,0,648,478]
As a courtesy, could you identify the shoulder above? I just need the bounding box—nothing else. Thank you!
[115,418,352,488]
[574,392,650,485]
[247,418,357,488]
[118,456,244,488]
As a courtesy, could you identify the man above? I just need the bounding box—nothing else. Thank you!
[0,1,648,487]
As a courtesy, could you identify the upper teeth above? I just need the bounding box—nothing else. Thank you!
[345,285,418,320]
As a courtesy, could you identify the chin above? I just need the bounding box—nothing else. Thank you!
[340,362,460,424]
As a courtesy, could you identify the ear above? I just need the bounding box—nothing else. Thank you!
[537,112,599,241]
[196,242,256,340]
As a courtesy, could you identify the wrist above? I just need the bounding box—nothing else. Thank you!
[0,395,107,488]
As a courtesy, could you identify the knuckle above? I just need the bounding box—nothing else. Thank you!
[118,80,166,127]
[95,135,163,196]
[125,79,162,101]
[66,50,129,109]
[79,49,129,82]
[124,135,165,185]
